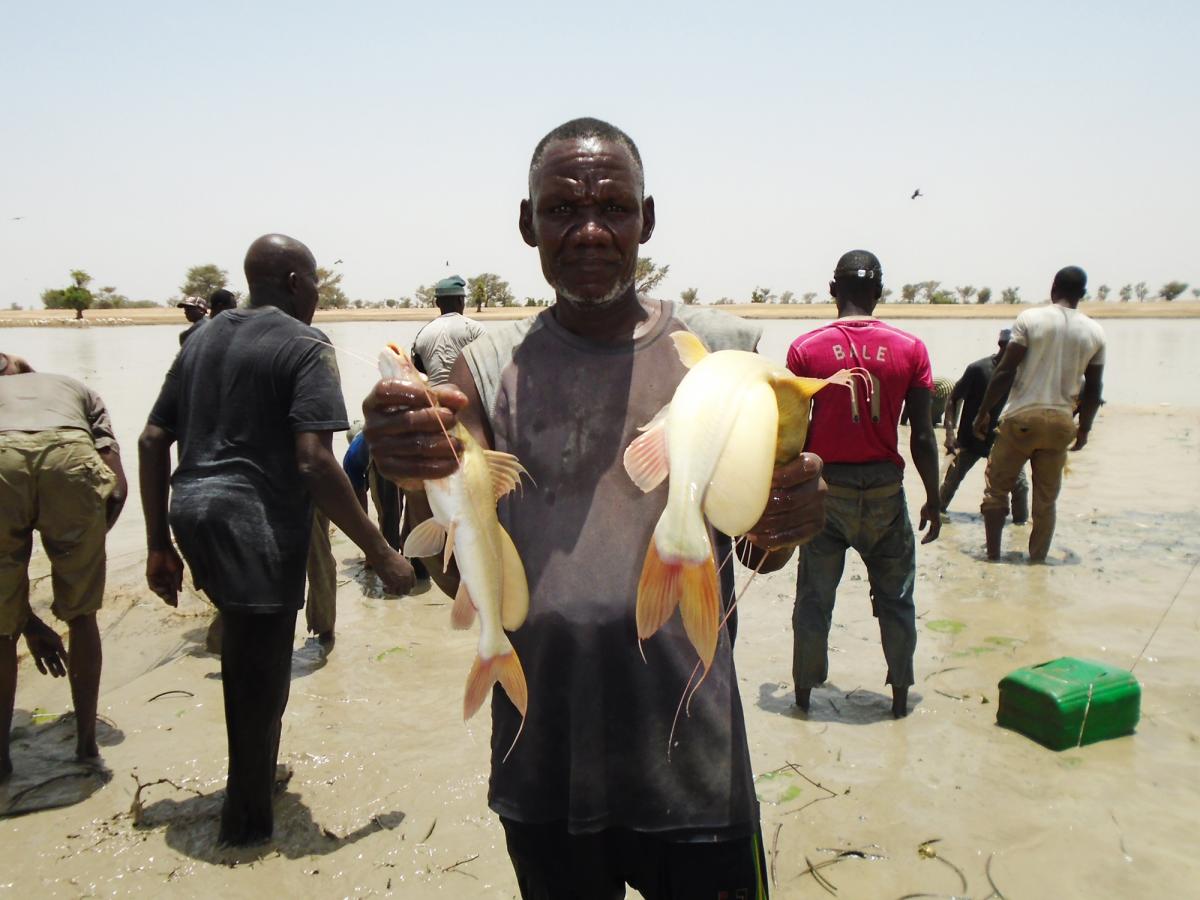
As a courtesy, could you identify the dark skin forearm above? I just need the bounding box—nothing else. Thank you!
[905,387,941,543]
[1076,364,1104,435]
[137,426,175,551]
[976,343,1024,423]
[296,431,393,562]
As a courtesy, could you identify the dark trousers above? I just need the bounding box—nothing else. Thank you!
[219,608,295,845]
[501,818,768,900]
[940,448,1029,521]
[793,464,917,690]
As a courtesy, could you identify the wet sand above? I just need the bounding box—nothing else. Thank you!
[3,404,1198,898]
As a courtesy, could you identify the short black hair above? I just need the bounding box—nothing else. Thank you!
[528,117,644,195]
[1051,265,1087,301]
[209,288,237,311]
[832,249,883,306]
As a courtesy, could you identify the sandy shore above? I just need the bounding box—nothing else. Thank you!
[3,405,1198,898]
[1,300,1197,328]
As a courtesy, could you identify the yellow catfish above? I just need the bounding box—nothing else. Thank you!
[378,345,530,726]
[623,331,862,671]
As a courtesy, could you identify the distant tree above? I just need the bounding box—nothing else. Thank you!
[180,264,228,300]
[1134,281,1149,302]
[412,284,436,308]
[778,290,795,305]
[802,292,817,305]
[714,297,734,305]
[635,257,670,295]
[680,287,699,305]
[7,301,19,310]
[976,287,992,304]
[1001,287,1021,305]
[900,283,919,304]
[383,298,397,308]
[93,286,129,309]
[929,289,956,305]
[41,269,94,319]
[880,287,893,303]
[919,281,942,303]
[126,299,160,308]
[1159,281,1188,301]
[1192,287,1200,299]
[468,273,514,311]
[315,267,348,309]
[1119,284,1132,303]
[1095,284,1110,303]
[955,285,976,304]
[749,286,775,304]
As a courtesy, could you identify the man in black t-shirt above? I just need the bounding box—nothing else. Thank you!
[139,233,415,846]
[939,329,1029,521]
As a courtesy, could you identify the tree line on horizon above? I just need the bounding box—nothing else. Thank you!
[30,260,1197,317]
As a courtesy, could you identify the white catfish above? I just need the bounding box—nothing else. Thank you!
[377,344,531,726]
[624,331,863,672]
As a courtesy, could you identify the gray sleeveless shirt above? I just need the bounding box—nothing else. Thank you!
[462,300,762,837]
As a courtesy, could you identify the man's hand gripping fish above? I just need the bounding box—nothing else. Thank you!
[377,344,531,737]
[623,331,866,672]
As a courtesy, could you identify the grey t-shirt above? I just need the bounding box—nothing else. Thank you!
[462,300,762,837]
[0,372,118,451]
[411,312,486,386]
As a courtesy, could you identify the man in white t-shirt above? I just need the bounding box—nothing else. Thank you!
[411,275,486,386]
[972,266,1105,561]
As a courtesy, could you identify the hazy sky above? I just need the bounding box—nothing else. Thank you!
[2,0,1196,308]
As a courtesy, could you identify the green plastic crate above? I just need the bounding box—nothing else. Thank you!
[996,657,1140,751]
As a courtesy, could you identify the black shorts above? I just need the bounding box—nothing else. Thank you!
[501,818,768,900]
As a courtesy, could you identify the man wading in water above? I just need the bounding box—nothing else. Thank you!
[363,118,827,898]
[140,233,414,846]
[786,251,941,719]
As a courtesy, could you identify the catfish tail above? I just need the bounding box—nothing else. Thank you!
[636,537,721,671]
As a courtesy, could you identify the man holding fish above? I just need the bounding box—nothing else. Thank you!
[364,118,826,898]
[786,250,942,720]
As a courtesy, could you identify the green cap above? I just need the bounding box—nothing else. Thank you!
[434,275,467,297]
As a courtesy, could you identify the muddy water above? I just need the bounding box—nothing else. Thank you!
[1,317,1199,898]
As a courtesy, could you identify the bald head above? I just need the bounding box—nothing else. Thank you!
[244,234,320,323]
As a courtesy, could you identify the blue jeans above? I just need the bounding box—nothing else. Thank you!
[793,462,917,690]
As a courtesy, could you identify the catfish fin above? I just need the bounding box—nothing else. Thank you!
[443,520,457,572]
[677,554,721,672]
[636,539,683,640]
[403,517,447,560]
[670,331,710,369]
[464,648,528,720]
[484,449,529,500]
[451,582,477,630]
[623,407,670,493]
[498,527,530,631]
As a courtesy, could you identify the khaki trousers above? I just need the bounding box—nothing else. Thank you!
[304,511,337,635]
[981,408,1077,560]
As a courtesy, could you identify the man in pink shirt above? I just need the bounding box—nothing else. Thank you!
[786,250,941,718]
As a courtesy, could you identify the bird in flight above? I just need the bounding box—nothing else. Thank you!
[332,258,344,265]
[10,216,25,221]
[910,189,923,200]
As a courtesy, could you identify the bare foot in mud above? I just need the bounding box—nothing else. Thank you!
[274,762,294,794]
[76,739,100,762]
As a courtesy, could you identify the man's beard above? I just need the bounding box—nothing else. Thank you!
[552,275,634,309]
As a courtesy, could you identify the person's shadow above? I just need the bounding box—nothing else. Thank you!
[756,681,919,724]
[134,776,405,863]
[0,711,124,818]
